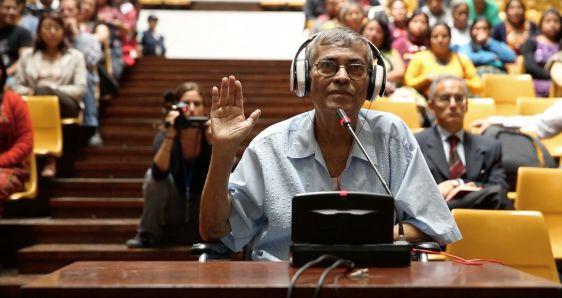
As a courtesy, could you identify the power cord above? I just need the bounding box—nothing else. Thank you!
[287,255,355,298]
[313,259,355,298]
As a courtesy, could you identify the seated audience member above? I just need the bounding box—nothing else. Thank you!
[126,82,211,248]
[471,100,562,139]
[199,28,461,261]
[415,75,513,210]
[521,9,562,97]
[405,23,482,97]
[140,14,165,57]
[15,0,38,40]
[421,0,452,27]
[492,0,538,55]
[466,0,501,27]
[12,12,87,177]
[450,0,470,48]
[304,0,378,22]
[117,0,138,67]
[338,2,365,33]
[387,0,408,40]
[459,17,516,76]
[391,10,429,67]
[0,57,33,216]
[61,0,103,145]
[0,0,32,85]
[314,0,347,33]
[361,17,404,95]
[80,0,123,80]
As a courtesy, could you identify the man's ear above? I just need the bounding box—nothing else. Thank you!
[427,99,436,113]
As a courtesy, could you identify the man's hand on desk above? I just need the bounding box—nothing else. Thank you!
[210,75,261,153]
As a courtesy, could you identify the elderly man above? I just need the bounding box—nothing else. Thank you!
[415,75,513,209]
[200,28,461,261]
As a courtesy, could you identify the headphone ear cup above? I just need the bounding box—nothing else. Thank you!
[368,64,385,101]
[294,59,309,97]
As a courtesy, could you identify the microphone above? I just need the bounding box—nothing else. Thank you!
[336,109,407,243]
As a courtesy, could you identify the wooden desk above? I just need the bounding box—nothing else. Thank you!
[21,261,561,298]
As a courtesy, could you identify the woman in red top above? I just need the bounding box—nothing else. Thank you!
[0,58,33,216]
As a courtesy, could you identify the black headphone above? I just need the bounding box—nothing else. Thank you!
[290,33,387,101]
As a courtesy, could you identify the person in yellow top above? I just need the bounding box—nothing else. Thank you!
[404,22,482,97]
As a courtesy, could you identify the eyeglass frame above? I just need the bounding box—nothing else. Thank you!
[433,93,467,106]
[313,60,371,81]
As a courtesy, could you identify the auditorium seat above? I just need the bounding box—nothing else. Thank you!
[446,209,559,283]
[464,98,495,132]
[482,74,535,116]
[515,167,562,262]
[363,98,421,130]
[8,153,37,200]
[22,96,63,157]
[516,97,562,157]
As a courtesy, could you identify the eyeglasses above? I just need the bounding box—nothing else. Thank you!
[434,94,466,106]
[314,60,370,81]
[41,24,64,32]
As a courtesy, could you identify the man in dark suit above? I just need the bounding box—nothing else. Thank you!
[415,75,513,209]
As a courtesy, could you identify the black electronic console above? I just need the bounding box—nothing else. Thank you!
[289,191,411,267]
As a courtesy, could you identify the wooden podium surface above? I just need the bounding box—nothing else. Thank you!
[21,261,561,298]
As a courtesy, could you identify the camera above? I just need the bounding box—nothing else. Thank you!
[169,102,209,129]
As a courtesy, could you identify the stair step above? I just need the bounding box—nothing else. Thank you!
[0,218,138,245]
[50,197,143,219]
[44,178,143,198]
[17,244,195,274]
[78,146,153,161]
[0,268,42,298]
[73,160,150,178]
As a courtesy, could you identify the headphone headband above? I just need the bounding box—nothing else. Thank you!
[290,32,387,101]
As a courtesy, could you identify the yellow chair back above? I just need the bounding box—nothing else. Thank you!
[464,98,496,131]
[516,97,562,157]
[446,209,559,283]
[8,153,37,200]
[482,74,535,116]
[515,167,562,262]
[23,96,63,157]
[363,98,420,130]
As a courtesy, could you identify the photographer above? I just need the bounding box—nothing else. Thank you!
[126,82,211,248]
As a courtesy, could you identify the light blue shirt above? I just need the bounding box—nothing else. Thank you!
[222,109,462,261]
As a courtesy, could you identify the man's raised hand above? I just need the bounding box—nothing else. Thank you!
[210,76,261,152]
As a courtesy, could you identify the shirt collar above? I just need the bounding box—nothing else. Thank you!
[286,109,376,164]
[436,125,464,143]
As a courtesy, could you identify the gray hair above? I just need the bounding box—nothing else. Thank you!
[305,27,374,67]
[428,75,468,100]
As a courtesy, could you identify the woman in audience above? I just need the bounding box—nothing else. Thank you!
[521,9,562,97]
[459,17,516,76]
[12,12,87,177]
[405,22,482,96]
[0,57,33,216]
[337,2,365,33]
[391,10,430,67]
[450,0,470,48]
[361,17,404,95]
[387,0,408,40]
[492,0,537,55]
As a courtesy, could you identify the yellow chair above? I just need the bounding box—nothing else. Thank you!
[8,153,37,200]
[482,74,535,116]
[516,97,562,157]
[464,98,496,131]
[363,97,421,130]
[446,209,559,283]
[22,96,63,157]
[515,167,562,262]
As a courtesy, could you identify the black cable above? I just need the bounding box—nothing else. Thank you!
[287,255,339,298]
[313,259,355,298]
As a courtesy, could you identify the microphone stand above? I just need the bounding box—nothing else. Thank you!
[337,109,406,242]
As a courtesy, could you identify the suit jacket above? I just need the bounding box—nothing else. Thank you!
[415,126,508,189]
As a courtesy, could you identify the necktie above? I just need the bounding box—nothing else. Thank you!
[448,135,465,179]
